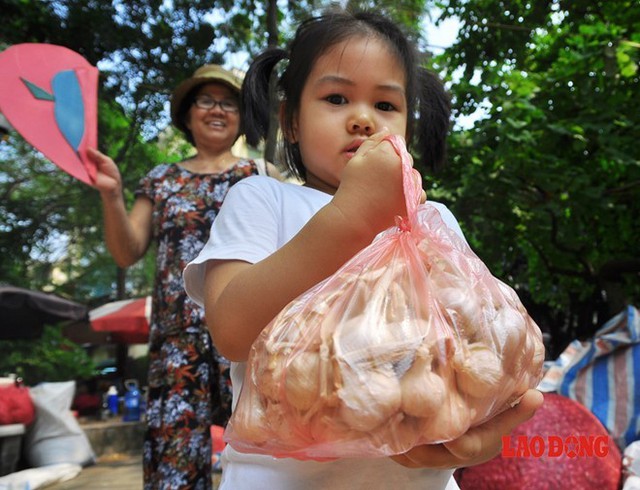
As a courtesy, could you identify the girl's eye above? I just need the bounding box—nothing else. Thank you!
[325,94,347,105]
[376,101,397,112]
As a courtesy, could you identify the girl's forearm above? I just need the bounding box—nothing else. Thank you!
[206,201,377,361]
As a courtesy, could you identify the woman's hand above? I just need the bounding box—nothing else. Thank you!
[391,389,543,469]
[88,146,152,266]
[87,147,123,197]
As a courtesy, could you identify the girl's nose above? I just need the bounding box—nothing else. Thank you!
[349,112,375,135]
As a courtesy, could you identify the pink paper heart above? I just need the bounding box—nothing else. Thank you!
[0,44,98,186]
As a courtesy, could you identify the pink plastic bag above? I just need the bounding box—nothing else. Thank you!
[226,135,545,460]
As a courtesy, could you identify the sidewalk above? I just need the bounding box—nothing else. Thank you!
[46,454,222,489]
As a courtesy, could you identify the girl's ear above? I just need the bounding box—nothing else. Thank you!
[279,102,298,143]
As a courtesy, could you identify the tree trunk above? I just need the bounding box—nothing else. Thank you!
[115,266,129,381]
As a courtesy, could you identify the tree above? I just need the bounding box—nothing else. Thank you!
[0,326,96,385]
[7,1,636,360]
[1,0,436,302]
[1,0,243,300]
[431,0,640,355]
[0,101,160,300]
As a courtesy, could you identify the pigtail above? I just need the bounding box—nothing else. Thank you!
[241,48,288,148]
[415,67,451,173]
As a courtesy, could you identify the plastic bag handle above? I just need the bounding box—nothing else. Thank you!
[385,135,422,228]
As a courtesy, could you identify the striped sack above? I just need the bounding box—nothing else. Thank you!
[538,305,640,450]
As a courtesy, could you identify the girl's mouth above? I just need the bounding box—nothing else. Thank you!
[344,140,364,158]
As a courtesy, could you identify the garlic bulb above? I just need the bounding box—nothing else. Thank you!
[422,390,471,443]
[307,285,349,318]
[508,333,544,401]
[340,280,371,319]
[333,314,399,364]
[231,387,270,445]
[494,280,521,306]
[263,400,306,447]
[527,328,545,375]
[380,413,422,454]
[454,341,503,398]
[491,308,527,374]
[400,346,446,418]
[284,351,321,412]
[308,409,360,446]
[338,365,402,432]
[318,355,341,408]
[257,352,287,401]
[433,286,483,338]
[384,281,409,323]
[507,321,545,378]
[356,265,388,284]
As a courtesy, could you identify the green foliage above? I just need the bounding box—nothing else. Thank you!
[0,99,165,299]
[0,0,434,305]
[3,0,637,359]
[342,0,429,39]
[0,326,96,385]
[433,0,640,353]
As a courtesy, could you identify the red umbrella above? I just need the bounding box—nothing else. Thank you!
[90,296,151,344]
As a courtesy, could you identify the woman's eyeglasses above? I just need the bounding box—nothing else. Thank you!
[193,95,239,113]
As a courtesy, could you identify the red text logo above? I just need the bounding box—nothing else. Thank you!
[502,435,610,458]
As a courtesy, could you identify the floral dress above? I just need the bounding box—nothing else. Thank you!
[136,159,262,490]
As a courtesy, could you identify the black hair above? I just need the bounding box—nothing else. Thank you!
[241,9,451,181]
[175,85,200,146]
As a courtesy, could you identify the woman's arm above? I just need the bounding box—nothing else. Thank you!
[88,147,153,267]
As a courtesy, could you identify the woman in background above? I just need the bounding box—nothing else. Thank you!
[89,64,280,489]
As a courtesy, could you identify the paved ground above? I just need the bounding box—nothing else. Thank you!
[46,454,222,489]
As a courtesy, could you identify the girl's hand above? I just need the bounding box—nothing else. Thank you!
[333,129,414,237]
[390,389,543,469]
[87,147,123,197]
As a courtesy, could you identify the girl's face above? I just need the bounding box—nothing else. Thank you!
[292,36,408,194]
[186,82,240,150]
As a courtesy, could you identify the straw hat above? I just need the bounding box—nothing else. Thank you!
[170,64,243,132]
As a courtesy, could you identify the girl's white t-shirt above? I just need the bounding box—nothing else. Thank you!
[184,175,463,490]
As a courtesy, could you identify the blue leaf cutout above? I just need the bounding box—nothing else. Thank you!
[21,77,54,101]
[51,70,85,152]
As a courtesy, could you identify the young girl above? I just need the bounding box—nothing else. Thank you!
[184,9,542,490]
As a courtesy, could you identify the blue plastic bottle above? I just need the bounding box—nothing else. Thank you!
[123,379,141,422]
[107,386,119,416]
